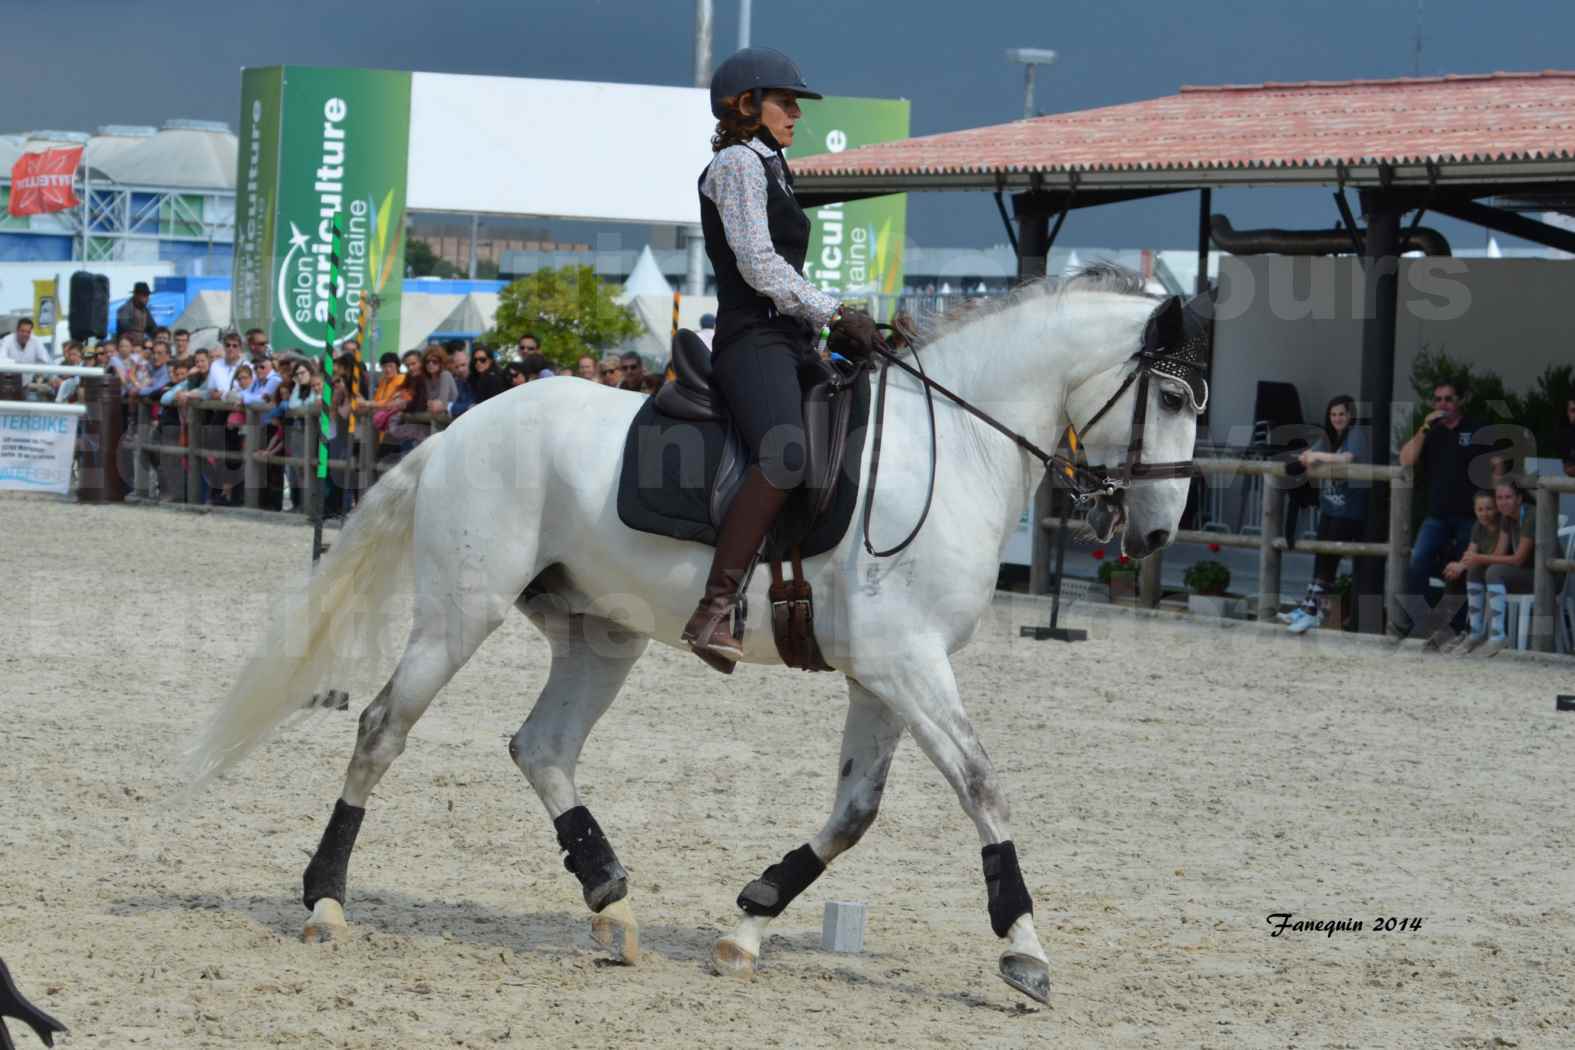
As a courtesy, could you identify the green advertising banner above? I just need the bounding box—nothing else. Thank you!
[237,66,411,359]
[233,67,284,335]
[791,96,910,316]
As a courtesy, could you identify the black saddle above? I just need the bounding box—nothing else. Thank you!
[618,329,870,560]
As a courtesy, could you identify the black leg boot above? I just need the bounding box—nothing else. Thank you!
[682,466,790,673]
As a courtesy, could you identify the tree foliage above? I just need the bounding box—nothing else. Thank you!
[483,266,642,367]
[405,238,460,279]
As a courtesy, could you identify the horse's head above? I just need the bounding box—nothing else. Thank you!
[1070,293,1209,560]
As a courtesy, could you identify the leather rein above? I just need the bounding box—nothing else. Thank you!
[859,319,1198,559]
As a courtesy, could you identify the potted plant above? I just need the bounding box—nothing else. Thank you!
[1096,549,1138,601]
[1184,558,1240,618]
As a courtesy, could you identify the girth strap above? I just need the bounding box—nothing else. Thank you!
[767,546,832,672]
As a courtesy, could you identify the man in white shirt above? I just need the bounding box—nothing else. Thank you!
[205,332,246,397]
[0,318,51,365]
[1,318,54,399]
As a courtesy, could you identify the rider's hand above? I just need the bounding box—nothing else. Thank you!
[827,307,886,361]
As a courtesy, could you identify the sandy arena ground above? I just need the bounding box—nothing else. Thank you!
[2,494,1573,1049]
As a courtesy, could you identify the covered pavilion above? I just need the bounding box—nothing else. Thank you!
[793,71,1575,632]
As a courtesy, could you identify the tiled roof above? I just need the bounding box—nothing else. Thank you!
[793,72,1575,186]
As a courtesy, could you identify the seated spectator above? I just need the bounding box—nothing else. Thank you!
[517,333,542,360]
[1439,491,1500,652]
[369,352,411,453]
[469,347,507,403]
[0,317,50,367]
[205,332,246,398]
[1284,395,1368,634]
[1455,480,1537,657]
[402,349,422,377]
[54,342,85,403]
[444,346,474,418]
[641,373,663,395]
[105,334,136,388]
[575,354,598,381]
[505,361,531,388]
[387,355,438,453]
[619,352,646,390]
[417,347,457,418]
[133,341,173,399]
[1394,381,1486,640]
[696,312,716,348]
[519,351,553,381]
[598,354,624,386]
[238,356,283,407]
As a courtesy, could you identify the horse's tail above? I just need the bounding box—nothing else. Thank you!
[183,436,441,788]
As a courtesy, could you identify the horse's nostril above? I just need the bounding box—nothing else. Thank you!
[1146,529,1170,550]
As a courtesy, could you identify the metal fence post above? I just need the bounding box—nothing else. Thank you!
[1532,482,1558,652]
[1385,466,1412,630]
[1256,466,1283,621]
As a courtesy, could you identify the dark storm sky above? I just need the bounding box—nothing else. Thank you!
[4,0,1570,249]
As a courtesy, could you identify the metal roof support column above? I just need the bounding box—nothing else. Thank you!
[1011,190,1054,283]
[1355,190,1402,636]
[1014,188,1055,595]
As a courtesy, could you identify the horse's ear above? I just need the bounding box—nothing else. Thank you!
[1143,295,1186,352]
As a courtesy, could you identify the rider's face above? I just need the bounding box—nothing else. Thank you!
[751,90,803,147]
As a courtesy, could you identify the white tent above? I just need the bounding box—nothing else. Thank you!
[400,291,466,350]
[435,291,500,336]
[621,245,673,297]
[171,289,231,337]
[618,293,718,366]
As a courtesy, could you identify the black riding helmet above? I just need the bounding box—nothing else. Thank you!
[709,47,822,118]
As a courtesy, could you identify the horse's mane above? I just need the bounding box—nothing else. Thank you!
[900,262,1158,350]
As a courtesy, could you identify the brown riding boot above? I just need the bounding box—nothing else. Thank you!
[682,466,792,673]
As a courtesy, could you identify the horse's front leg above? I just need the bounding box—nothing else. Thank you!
[855,648,1051,1006]
[713,679,905,978]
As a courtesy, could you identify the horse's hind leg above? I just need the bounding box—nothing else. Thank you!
[302,566,519,943]
[509,600,649,962]
[713,679,904,978]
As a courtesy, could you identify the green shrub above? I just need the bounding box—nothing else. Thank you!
[1183,559,1231,596]
[1095,553,1135,584]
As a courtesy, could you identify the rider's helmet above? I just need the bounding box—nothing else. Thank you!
[709,47,822,118]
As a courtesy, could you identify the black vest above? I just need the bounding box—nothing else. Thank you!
[699,134,812,331]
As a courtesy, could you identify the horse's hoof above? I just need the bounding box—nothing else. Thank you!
[303,898,349,944]
[998,951,1050,1005]
[711,936,756,979]
[590,898,639,963]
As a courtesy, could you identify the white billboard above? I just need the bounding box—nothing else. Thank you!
[407,73,716,225]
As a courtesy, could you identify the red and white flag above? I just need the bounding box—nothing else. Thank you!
[8,146,83,217]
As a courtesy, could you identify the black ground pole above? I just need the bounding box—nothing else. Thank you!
[1021,508,1088,642]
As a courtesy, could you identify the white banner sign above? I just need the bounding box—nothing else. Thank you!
[0,409,77,494]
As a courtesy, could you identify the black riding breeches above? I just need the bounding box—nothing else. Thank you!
[711,317,818,491]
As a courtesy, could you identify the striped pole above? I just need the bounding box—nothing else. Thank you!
[312,219,344,565]
[672,291,681,337]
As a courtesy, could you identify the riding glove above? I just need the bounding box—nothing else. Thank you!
[827,307,886,361]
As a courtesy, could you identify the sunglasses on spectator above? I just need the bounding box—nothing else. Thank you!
[1433,395,1457,403]
[601,366,621,375]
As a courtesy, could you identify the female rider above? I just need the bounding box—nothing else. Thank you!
[681,47,884,672]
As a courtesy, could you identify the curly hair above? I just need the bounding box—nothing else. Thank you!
[711,93,764,153]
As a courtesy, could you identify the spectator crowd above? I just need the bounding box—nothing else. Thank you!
[1,314,680,514]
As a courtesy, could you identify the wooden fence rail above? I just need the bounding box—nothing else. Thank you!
[1037,457,1572,653]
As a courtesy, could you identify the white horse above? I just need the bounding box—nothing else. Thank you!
[186,266,1203,1006]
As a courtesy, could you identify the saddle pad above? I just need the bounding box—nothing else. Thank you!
[616,374,870,560]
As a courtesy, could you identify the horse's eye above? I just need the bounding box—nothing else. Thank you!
[1160,388,1185,413]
